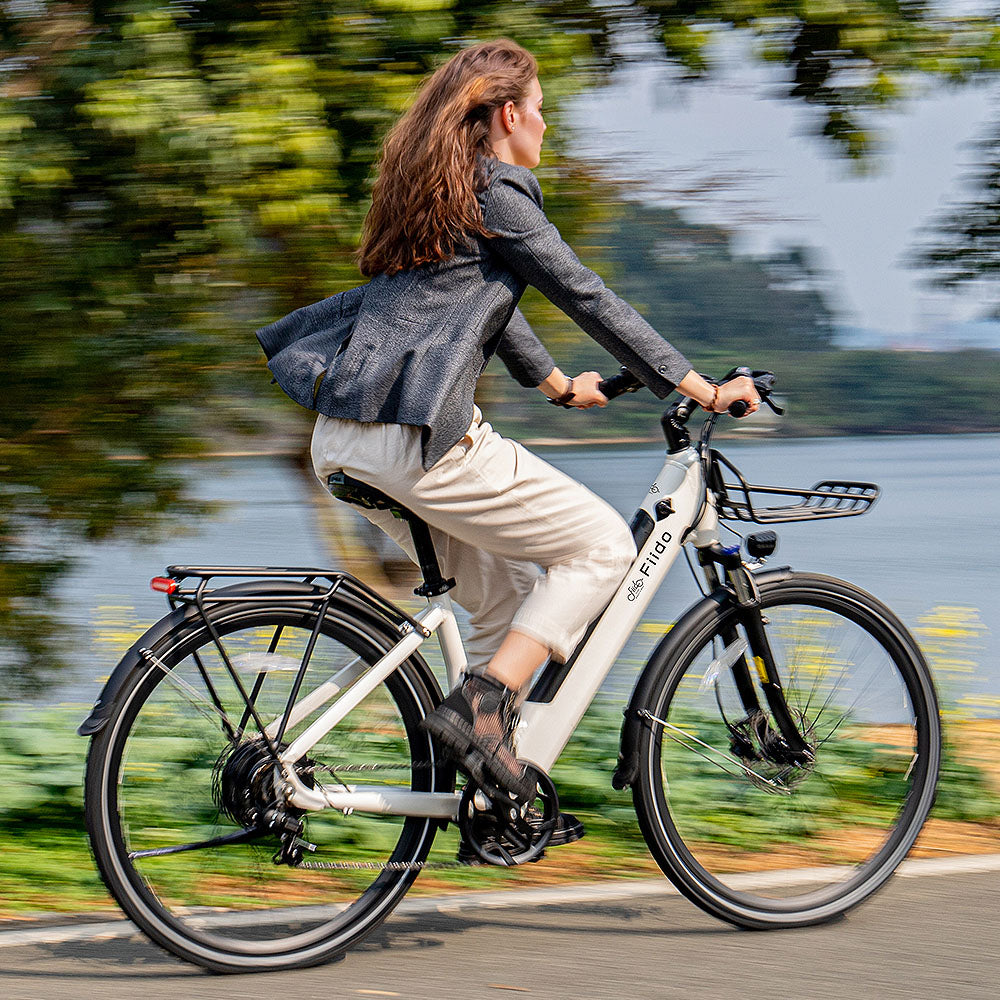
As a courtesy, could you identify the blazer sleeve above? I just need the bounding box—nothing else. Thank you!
[481,167,692,398]
[255,283,366,410]
[494,307,556,387]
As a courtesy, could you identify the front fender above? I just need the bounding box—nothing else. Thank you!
[612,566,793,789]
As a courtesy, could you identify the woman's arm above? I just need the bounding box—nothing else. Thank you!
[534,367,758,413]
[483,168,758,414]
[494,307,556,386]
[481,168,692,398]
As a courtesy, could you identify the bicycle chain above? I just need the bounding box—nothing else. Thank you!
[298,858,465,870]
[300,760,437,775]
[295,758,466,871]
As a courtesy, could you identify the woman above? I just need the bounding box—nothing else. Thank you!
[257,40,759,819]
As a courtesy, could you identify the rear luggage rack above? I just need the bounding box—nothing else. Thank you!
[708,450,879,524]
[159,565,430,636]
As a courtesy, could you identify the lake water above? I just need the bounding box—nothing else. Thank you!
[54,433,999,714]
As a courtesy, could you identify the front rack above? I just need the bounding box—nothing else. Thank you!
[708,450,879,524]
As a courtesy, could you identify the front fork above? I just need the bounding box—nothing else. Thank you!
[699,545,813,765]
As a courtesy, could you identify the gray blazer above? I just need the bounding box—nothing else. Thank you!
[256,159,691,469]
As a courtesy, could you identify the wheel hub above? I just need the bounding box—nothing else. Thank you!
[728,710,817,790]
[213,739,316,865]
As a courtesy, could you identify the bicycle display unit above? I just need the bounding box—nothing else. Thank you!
[79,368,941,973]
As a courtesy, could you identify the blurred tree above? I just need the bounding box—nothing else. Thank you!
[633,1,1000,159]
[912,111,1000,299]
[0,0,996,685]
[602,205,836,355]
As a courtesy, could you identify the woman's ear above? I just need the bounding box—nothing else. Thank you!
[501,99,517,133]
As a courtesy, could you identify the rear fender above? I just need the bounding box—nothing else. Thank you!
[78,581,444,736]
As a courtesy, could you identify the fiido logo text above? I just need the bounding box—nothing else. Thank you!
[626,528,673,600]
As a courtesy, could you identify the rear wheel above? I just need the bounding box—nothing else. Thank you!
[634,573,940,928]
[85,598,446,972]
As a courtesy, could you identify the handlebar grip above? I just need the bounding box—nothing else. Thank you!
[597,368,644,401]
[728,399,749,418]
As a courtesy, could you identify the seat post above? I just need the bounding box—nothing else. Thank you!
[324,472,455,599]
[404,516,456,598]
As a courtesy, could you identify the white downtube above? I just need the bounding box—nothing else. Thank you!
[518,450,709,771]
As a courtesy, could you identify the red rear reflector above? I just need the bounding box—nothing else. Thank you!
[150,577,178,594]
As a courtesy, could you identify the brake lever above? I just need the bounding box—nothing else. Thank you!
[748,370,783,415]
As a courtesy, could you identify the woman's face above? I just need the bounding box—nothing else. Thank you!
[507,76,546,168]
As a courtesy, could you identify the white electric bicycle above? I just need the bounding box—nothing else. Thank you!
[81,368,940,973]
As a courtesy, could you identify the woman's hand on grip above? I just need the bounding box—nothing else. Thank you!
[714,375,759,415]
[567,370,608,409]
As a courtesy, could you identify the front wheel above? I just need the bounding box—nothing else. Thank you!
[84,597,447,972]
[633,572,940,929]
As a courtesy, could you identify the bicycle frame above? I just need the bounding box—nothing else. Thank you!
[277,440,716,822]
[82,361,936,967]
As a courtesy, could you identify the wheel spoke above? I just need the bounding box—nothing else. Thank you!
[640,575,939,928]
[645,709,792,792]
[88,604,441,972]
[139,646,237,735]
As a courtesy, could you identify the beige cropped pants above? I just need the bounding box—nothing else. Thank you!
[310,408,636,675]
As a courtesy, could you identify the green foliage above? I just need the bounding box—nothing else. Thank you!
[0,707,87,829]
[934,736,1000,823]
[0,693,997,913]
[2,1,999,684]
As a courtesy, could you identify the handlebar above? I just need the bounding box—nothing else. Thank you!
[589,365,784,452]
[551,366,781,454]
[594,365,781,419]
[596,368,644,401]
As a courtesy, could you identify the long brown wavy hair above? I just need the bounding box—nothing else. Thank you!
[358,39,538,277]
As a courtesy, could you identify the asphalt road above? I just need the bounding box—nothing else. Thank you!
[2,862,997,1000]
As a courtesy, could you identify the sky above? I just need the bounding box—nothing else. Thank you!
[567,38,1000,348]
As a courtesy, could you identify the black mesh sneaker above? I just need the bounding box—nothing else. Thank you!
[421,673,537,803]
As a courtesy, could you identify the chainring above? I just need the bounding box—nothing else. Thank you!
[458,764,558,866]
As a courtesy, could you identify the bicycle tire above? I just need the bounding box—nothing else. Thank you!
[632,571,940,929]
[85,595,447,972]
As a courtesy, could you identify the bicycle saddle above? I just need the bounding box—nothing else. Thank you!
[326,472,408,514]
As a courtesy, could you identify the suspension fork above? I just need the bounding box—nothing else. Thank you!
[700,545,812,760]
